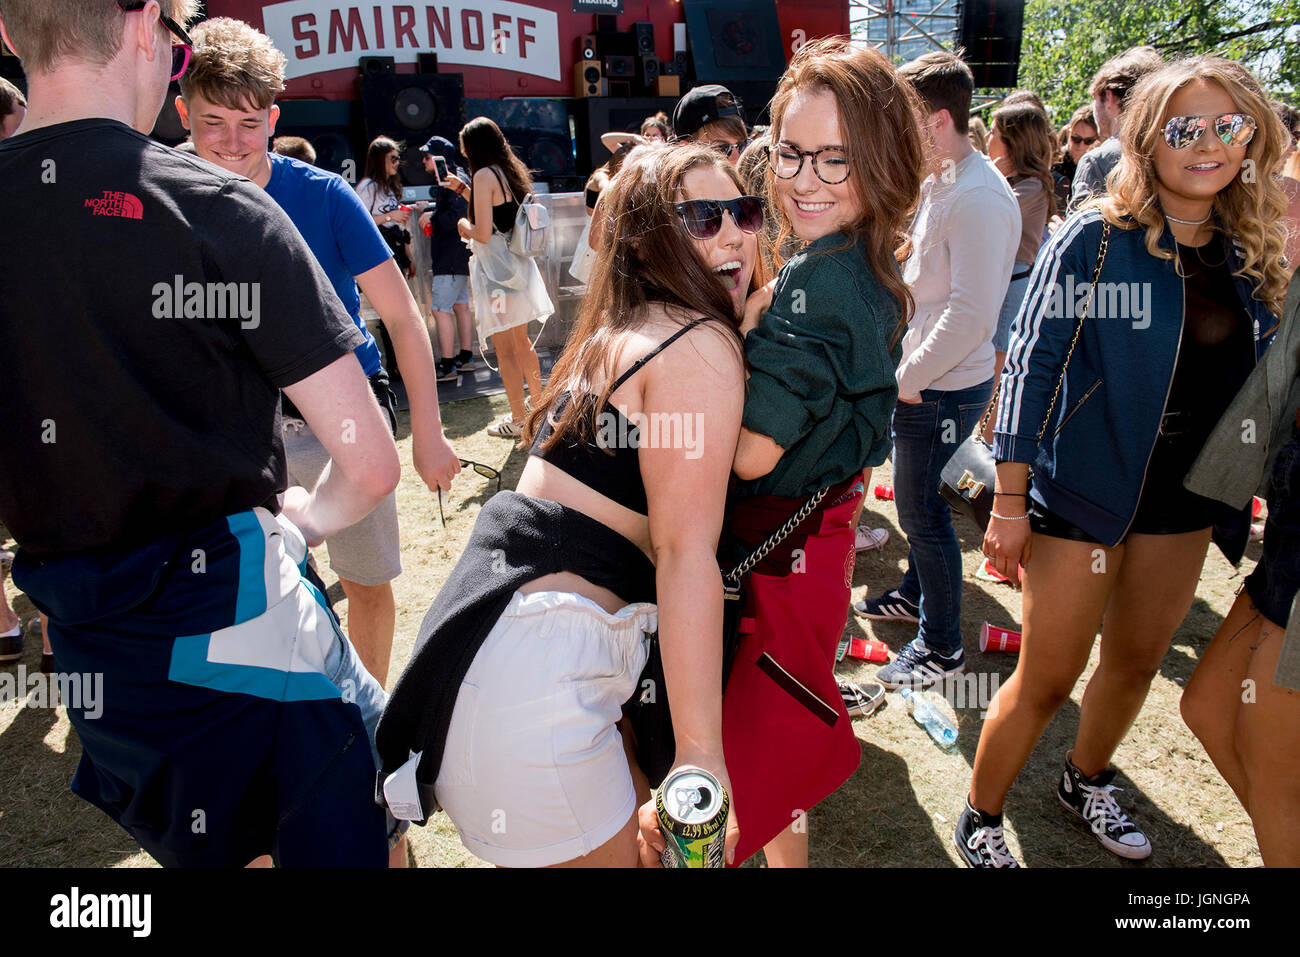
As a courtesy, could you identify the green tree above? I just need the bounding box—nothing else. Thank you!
[1018,0,1300,122]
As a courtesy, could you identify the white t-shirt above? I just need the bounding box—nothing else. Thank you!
[355,178,402,219]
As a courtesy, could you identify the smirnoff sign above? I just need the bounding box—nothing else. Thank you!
[261,1,562,81]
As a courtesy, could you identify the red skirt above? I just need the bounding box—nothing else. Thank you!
[721,476,864,865]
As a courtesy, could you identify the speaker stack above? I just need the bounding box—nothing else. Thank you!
[955,0,1026,88]
[360,62,466,186]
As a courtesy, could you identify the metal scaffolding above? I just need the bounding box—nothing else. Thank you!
[850,0,960,64]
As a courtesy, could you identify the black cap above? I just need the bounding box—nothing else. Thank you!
[419,135,457,158]
[672,84,743,140]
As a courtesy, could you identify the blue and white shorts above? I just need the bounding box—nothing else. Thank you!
[13,508,398,867]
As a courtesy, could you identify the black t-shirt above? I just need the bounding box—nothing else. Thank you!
[1133,235,1255,528]
[0,119,365,557]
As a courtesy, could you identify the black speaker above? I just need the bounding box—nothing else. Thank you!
[660,58,674,77]
[595,14,618,33]
[274,100,361,178]
[633,22,655,56]
[603,55,635,79]
[361,73,466,185]
[956,0,1025,88]
[675,50,689,79]
[359,56,395,76]
[579,34,598,60]
[638,55,659,94]
[416,53,439,74]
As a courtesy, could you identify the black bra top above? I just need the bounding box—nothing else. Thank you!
[529,318,711,514]
[489,166,520,235]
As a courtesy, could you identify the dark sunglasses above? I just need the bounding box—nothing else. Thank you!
[437,459,502,528]
[117,0,193,81]
[673,196,764,240]
[1163,113,1257,151]
[1070,134,1097,146]
[710,141,742,159]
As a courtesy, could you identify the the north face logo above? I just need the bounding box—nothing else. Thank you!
[84,190,143,219]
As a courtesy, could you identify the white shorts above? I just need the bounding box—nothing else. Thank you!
[436,589,656,867]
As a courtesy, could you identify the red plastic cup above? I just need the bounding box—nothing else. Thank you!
[423,221,433,237]
[874,484,894,501]
[848,637,890,662]
[1253,496,1264,519]
[979,621,1021,653]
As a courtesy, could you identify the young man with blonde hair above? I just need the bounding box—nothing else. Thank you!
[0,0,402,866]
[176,18,459,693]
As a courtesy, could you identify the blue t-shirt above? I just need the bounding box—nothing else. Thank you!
[264,153,389,377]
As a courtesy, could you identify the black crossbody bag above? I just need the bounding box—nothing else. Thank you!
[939,224,1110,528]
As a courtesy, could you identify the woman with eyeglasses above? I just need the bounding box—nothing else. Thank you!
[356,136,414,277]
[376,142,768,867]
[1051,105,1099,214]
[955,57,1289,868]
[653,37,925,868]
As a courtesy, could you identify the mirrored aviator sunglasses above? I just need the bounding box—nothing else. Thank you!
[1163,112,1257,151]
[673,196,764,240]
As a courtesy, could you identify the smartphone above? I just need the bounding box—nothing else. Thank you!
[433,155,448,180]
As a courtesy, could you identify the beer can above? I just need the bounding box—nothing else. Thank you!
[656,766,728,868]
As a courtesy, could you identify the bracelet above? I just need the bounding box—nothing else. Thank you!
[990,510,1029,521]
[993,491,1027,497]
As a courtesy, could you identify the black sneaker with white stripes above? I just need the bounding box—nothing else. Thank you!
[874,637,964,690]
[853,588,920,623]
[1057,754,1152,860]
[953,797,1020,868]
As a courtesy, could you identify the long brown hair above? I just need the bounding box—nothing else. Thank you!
[362,136,403,201]
[991,99,1057,212]
[1095,56,1289,320]
[459,117,534,222]
[524,143,764,449]
[767,36,927,347]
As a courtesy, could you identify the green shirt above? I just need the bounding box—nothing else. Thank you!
[738,231,903,499]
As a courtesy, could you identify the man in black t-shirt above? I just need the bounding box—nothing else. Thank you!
[0,0,402,866]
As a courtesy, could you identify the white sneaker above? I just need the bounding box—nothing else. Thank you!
[854,526,889,552]
[486,415,521,439]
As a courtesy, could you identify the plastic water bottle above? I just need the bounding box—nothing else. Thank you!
[899,688,958,748]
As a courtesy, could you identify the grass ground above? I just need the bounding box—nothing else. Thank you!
[0,393,1262,868]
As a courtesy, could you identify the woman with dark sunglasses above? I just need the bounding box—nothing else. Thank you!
[956,57,1290,868]
[1051,104,1099,213]
[376,143,769,867]
[651,37,926,868]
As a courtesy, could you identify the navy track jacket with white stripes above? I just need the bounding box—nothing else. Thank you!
[993,208,1278,551]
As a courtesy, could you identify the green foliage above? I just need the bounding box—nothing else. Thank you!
[1018,0,1300,123]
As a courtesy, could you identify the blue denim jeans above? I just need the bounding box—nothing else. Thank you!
[891,378,995,656]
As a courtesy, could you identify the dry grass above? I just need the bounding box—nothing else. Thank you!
[0,394,1261,867]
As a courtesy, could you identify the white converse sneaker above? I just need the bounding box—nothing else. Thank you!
[854,526,890,552]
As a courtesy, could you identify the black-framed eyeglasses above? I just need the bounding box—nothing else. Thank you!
[116,0,193,80]
[673,196,764,240]
[769,142,850,184]
[1163,113,1257,151]
[437,459,502,528]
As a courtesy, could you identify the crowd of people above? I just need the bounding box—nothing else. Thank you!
[0,0,1298,870]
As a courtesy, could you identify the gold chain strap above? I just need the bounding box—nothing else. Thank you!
[974,222,1111,444]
